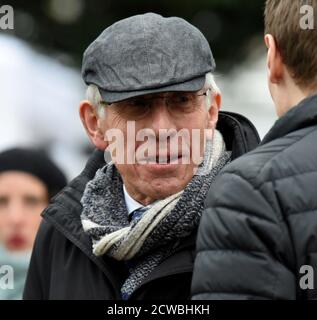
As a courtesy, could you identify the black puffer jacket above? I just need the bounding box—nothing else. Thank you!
[23,111,259,300]
[192,93,317,300]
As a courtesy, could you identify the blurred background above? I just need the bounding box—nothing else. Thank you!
[0,0,276,180]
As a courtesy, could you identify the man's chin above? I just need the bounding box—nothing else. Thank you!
[143,177,191,200]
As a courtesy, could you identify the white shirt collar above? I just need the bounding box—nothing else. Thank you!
[123,184,144,215]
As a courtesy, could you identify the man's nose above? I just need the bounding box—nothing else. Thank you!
[150,102,177,134]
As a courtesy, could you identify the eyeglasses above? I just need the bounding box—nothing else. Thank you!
[103,89,212,120]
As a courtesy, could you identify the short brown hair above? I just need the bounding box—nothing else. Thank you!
[265,0,317,90]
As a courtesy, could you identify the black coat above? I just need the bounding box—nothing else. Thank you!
[192,94,317,300]
[23,111,260,300]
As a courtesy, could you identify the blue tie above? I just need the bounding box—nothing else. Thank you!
[129,207,147,222]
[125,207,148,280]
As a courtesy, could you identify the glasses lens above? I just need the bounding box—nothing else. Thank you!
[168,93,197,114]
[112,92,201,120]
[113,98,151,119]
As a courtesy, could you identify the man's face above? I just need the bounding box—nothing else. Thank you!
[97,90,219,204]
[0,171,48,252]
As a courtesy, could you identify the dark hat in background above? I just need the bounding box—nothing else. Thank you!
[82,12,215,103]
[0,148,67,198]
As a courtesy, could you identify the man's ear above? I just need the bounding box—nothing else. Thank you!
[264,34,284,84]
[207,92,221,131]
[79,100,108,150]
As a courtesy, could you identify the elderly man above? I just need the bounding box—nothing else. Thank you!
[23,13,259,300]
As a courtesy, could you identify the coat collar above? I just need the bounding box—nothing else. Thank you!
[261,92,317,145]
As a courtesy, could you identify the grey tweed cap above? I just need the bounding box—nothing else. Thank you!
[82,12,215,103]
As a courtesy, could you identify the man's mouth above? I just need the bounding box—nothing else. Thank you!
[145,154,182,164]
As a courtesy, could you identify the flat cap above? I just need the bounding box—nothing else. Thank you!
[82,13,215,103]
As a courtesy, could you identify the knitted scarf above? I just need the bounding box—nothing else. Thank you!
[81,130,231,299]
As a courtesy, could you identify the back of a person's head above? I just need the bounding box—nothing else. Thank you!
[265,0,317,92]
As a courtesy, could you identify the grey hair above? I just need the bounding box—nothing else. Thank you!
[203,72,221,111]
[86,71,220,117]
[86,84,106,118]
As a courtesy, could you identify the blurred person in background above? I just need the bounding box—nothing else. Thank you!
[24,13,259,300]
[0,148,66,300]
[192,0,317,300]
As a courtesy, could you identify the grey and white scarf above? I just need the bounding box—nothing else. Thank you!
[81,130,231,299]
